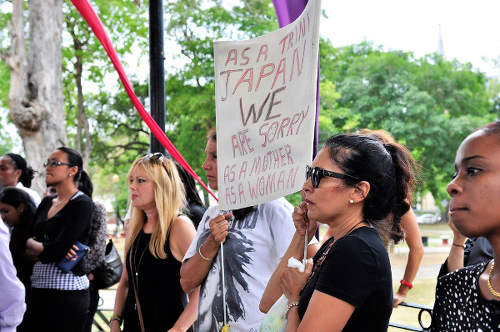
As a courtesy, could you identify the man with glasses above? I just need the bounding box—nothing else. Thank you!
[180,128,301,332]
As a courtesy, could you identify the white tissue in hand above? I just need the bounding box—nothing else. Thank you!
[287,257,305,272]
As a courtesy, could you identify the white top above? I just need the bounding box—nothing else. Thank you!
[16,182,41,207]
[0,220,26,331]
[184,198,296,332]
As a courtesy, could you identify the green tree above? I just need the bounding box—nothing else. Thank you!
[164,0,278,204]
[318,42,494,207]
[62,1,148,168]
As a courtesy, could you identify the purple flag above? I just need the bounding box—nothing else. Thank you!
[272,0,320,158]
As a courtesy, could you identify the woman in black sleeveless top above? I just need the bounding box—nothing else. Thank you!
[111,153,199,332]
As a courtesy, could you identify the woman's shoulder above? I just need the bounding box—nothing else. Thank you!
[439,261,488,287]
[69,191,93,207]
[336,227,382,251]
[170,215,196,238]
[260,197,293,212]
[329,227,388,267]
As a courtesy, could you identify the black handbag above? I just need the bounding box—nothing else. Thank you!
[93,239,123,289]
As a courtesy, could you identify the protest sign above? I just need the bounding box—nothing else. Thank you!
[214,0,321,210]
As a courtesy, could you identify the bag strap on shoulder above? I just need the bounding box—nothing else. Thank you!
[129,241,146,332]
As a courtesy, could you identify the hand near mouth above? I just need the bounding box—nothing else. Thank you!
[293,201,317,238]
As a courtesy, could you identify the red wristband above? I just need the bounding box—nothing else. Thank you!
[400,279,413,289]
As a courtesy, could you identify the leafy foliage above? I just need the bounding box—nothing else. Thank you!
[0,0,496,211]
[318,41,494,206]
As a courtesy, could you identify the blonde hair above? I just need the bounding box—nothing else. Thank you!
[125,155,186,259]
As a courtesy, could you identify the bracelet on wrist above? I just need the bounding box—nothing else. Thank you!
[198,244,214,261]
[285,301,299,317]
[400,279,413,289]
[452,242,465,249]
[109,315,123,327]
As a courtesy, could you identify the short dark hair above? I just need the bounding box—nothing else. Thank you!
[324,134,416,242]
[479,121,500,137]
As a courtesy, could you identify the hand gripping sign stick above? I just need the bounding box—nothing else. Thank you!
[219,209,233,332]
[220,240,229,332]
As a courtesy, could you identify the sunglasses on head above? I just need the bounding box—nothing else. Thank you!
[306,165,360,188]
[142,152,165,162]
[43,160,72,168]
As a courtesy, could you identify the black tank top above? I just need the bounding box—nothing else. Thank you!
[123,229,186,332]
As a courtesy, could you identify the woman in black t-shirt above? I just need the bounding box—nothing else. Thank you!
[261,134,416,332]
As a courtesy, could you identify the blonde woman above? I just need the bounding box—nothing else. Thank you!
[111,153,199,332]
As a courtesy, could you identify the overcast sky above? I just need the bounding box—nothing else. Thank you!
[319,0,500,77]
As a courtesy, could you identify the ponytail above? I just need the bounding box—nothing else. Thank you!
[324,134,417,244]
[5,153,36,188]
[78,170,93,198]
[383,143,416,242]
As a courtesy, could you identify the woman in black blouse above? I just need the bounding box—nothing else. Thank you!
[111,153,199,332]
[262,134,416,332]
[431,122,500,330]
[24,147,93,331]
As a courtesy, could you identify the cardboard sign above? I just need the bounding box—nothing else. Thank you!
[214,0,321,209]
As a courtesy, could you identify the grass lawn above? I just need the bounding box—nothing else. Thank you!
[389,278,436,331]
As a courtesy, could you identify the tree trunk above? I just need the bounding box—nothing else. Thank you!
[74,53,91,170]
[7,0,67,194]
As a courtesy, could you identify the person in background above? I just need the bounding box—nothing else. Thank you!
[64,171,108,332]
[111,153,199,332]
[437,216,492,278]
[273,133,416,332]
[0,187,37,331]
[360,129,424,307]
[24,147,93,331]
[0,153,41,206]
[431,121,500,330]
[0,219,26,332]
[180,128,301,332]
[173,161,206,229]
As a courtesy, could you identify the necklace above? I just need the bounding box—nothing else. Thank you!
[309,221,366,279]
[53,191,77,208]
[487,261,500,298]
[133,231,148,279]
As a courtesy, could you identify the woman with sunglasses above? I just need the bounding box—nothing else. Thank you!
[111,153,199,332]
[23,147,93,331]
[262,134,416,332]
[431,122,500,331]
[0,153,41,206]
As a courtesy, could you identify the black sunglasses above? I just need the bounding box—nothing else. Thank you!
[306,165,360,188]
[43,160,72,168]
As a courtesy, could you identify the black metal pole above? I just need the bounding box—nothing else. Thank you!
[149,0,166,154]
